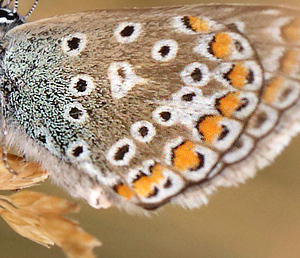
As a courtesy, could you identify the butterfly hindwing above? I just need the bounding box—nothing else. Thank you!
[2,5,300,210]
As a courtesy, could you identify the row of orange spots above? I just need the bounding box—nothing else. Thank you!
[216,92,241,117]
[185,16,210,32]
[227,63,248,88]
[172,141,202,172]
[263,77,284,104]
[211,33,232,59]
[196,115,222,144]
[283,18,300,43]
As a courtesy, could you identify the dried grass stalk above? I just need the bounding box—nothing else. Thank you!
[0,191,101,258]
[0,151,101,257]
[0,150,48,190]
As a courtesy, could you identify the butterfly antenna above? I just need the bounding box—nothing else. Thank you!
[0,91,18,176]
[12,0,18,13]
[23,0,39,20]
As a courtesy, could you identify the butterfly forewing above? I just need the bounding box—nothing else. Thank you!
[2,5,300,210]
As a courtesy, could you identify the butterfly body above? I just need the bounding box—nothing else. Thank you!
[1,4,300,210]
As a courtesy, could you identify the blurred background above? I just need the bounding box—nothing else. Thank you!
[1,0,300,257]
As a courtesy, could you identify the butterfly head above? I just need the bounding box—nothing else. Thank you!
[0,0,38,36]
[0,7,23,29]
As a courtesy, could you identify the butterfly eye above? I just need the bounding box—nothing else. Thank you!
[130,121,156,143]
[153,106,178,126]
[114,22,142,43]
[64,102,88,124]
[66,140,90,162]
[69,74,95,97]
[151,39,178,61]
[180,62,210,87]
[106,138,136,166]
[61,32,87,56]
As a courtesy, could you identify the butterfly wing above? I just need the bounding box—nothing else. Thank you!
[2,5,300,210]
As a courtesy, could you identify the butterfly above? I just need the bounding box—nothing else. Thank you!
[0,0,299,213]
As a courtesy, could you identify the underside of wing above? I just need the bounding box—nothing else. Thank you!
[3,5,300,210]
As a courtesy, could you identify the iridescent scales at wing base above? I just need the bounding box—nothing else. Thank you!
[1,3,300,211]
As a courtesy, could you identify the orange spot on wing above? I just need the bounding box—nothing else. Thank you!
[211,33,232,59]
[263,77,284,104]
[228,63,248,88]
[281,50,299,74]
[115,184,134,199]
[197,115,222,144]
[216,92,241,117]
[133,164,164,198]
[188,16,210,32]
[151,164,165,183]
[172,141,201,171]
[283,18,300,42]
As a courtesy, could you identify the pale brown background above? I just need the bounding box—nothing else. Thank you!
[1,0,300,257]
